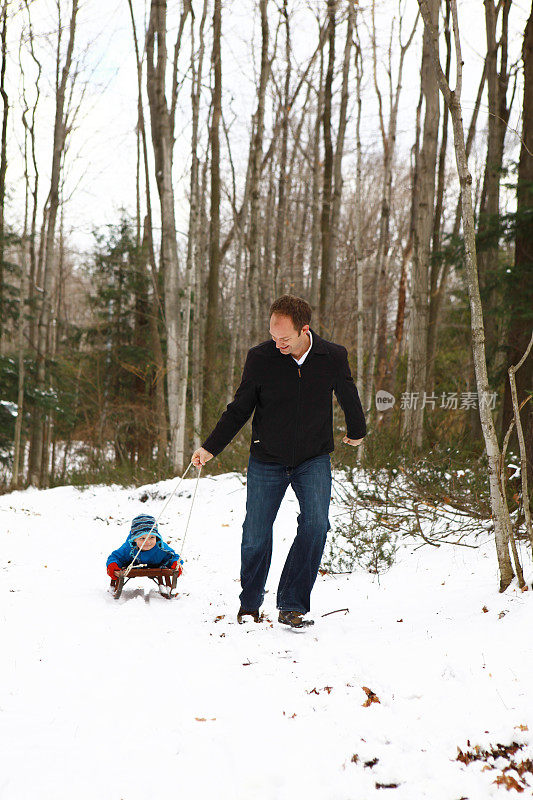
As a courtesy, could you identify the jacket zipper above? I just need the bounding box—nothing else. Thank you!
[292,365,302,467]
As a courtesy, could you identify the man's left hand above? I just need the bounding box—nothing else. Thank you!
[342,435,364,447]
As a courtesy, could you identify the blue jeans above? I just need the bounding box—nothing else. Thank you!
[240,454,332,614]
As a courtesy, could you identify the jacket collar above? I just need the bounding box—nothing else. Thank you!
[269,327,327,358]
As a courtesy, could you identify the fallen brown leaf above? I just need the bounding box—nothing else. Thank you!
[362,686,380,707]
[493,774,524,792]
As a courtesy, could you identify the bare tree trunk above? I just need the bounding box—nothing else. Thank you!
[175,0,208,471]
[502,4,533,495]
[327,0,353,341]
[28,0,78,487]
[280,80,312,296]
[309,45,324,311]
[226,233,243,406]
[263,151,276,301]
[146,0,189,470]
[403,0,440,448]
[425,0,451,395]
[141,218,167,468]
[12,149,31,489]
[21,5,41,357]
[477,0,510,360]
[417,0,515,590]
[127,0,167,469]
[426,56,487,395]
[17,7,41,485]
[353,25,364,398]
[273,0,291,297]
[0,1,7,353]
[366,2,418,410]
[192,155,209,450]
[488,0,513,432]
[508,333,533,549]
[318,0,335,334]
[203,0,222,425]
[247,0,270,340]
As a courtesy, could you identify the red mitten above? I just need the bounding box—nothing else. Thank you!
[107,562,120,579]
[170,561,183,577]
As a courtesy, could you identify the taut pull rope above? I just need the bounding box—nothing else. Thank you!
[124,462,202,577]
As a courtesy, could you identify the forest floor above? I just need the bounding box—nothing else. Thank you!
[1,471,532,799]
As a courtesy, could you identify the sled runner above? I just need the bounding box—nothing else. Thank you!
[112,566,181,600]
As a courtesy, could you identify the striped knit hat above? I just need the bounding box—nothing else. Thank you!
[129,514,160,541]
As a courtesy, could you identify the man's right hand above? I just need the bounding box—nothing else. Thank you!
[192,447,214,468]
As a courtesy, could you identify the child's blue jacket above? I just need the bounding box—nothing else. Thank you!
[107,527,181,569]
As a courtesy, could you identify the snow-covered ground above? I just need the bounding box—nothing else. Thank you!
[1,472,532,800]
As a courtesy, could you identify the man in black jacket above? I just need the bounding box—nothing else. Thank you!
[192,295,366,628]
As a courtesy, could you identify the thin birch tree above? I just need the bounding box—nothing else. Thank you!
[146,0,190,470]
[417,0,515,590]
[403,0,440,448]
[28,0,78,486]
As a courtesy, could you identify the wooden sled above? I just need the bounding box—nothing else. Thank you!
[112,567,181,600]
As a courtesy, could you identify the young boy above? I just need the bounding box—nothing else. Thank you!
[106,514,183,584]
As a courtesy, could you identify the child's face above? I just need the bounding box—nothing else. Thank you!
[134,534,157,550]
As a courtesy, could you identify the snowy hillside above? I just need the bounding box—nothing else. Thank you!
[1,472,532,799]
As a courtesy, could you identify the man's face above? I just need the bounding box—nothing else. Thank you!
[269,314,310,356]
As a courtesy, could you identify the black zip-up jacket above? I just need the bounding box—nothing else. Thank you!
[202,329,366,467]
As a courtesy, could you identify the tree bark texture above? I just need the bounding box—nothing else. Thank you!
[203,0,223,429]
[403,0,440,448]
[28,0,78,486]
[146,0,188,470]
[502,4,533,496]
[318,0,335,334]
[417,0,515,591]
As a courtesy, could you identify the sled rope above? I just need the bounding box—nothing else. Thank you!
[124,462,202,577]
[177,462,201,558]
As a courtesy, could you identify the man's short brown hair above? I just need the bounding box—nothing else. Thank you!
[270,295,312,333]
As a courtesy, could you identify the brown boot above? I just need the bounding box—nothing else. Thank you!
[278,610,314,628]
[237,606,260,624]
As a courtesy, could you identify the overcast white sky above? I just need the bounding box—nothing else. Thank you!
[5,0,531,257]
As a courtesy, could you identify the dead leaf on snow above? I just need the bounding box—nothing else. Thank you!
[493,774,524,792]
[362,686,380,707]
